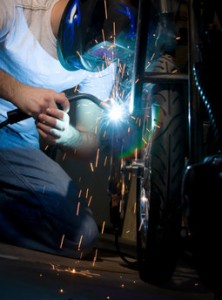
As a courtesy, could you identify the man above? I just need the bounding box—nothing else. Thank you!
[0,0,118,258]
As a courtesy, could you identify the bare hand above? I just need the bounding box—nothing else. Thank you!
[14,85,69,118]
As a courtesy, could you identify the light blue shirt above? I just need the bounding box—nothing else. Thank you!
[0,0,116,148]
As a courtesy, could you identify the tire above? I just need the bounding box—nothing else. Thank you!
[137,54,187,285]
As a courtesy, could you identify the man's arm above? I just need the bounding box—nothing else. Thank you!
[0,69,69,117]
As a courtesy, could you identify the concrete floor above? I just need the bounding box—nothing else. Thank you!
[0,237,215,300]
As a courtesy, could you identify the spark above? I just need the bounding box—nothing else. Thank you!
[121,179,125,196]
[119,199,124,213]
[113,22,116,44]
[92,249,98,266]
[104,0,108,19]
[138,219,144,231]
[85,188,89,198]
[95,148,100,167]
[76,201,80,216]
[103,156,108,167]
[134,148,138,160]
[78,235,83,251]
[88,195,93,207]
[62,152,67,161]
[90,162,94,172]
[60,234,65,249]
[142,137,148,145]
[78,189,82,198]
[101,221,106,234]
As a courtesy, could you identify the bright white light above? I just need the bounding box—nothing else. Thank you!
[108,104,124,121]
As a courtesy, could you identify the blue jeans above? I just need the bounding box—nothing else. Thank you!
[0,126,99,257]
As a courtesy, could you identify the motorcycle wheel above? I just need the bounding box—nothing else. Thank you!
[137,54,187,285]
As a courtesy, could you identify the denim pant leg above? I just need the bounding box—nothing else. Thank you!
[0,129,99,257]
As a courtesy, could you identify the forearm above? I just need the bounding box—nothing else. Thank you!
[0,69,70,118]
[0,69,23,105]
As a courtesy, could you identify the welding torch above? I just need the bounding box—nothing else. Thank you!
[0,93,109,129]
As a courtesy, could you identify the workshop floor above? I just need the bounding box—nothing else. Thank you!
[0,234,215,300]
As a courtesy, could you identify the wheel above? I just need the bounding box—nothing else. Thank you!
[137,54,187,285]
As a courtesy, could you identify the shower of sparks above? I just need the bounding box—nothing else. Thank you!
[51,264,101,278]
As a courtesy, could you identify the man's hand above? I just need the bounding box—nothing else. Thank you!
[16,86,70,118]
[0,70,70,117]
[36,107,77,146]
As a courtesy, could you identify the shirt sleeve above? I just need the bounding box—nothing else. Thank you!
[0,0,15,42]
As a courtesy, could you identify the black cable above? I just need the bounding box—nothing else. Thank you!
[0,120,8,129]
[114,228,138,269]
[0,93,105,129]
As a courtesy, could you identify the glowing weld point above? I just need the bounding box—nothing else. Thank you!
[108,104,124,121]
